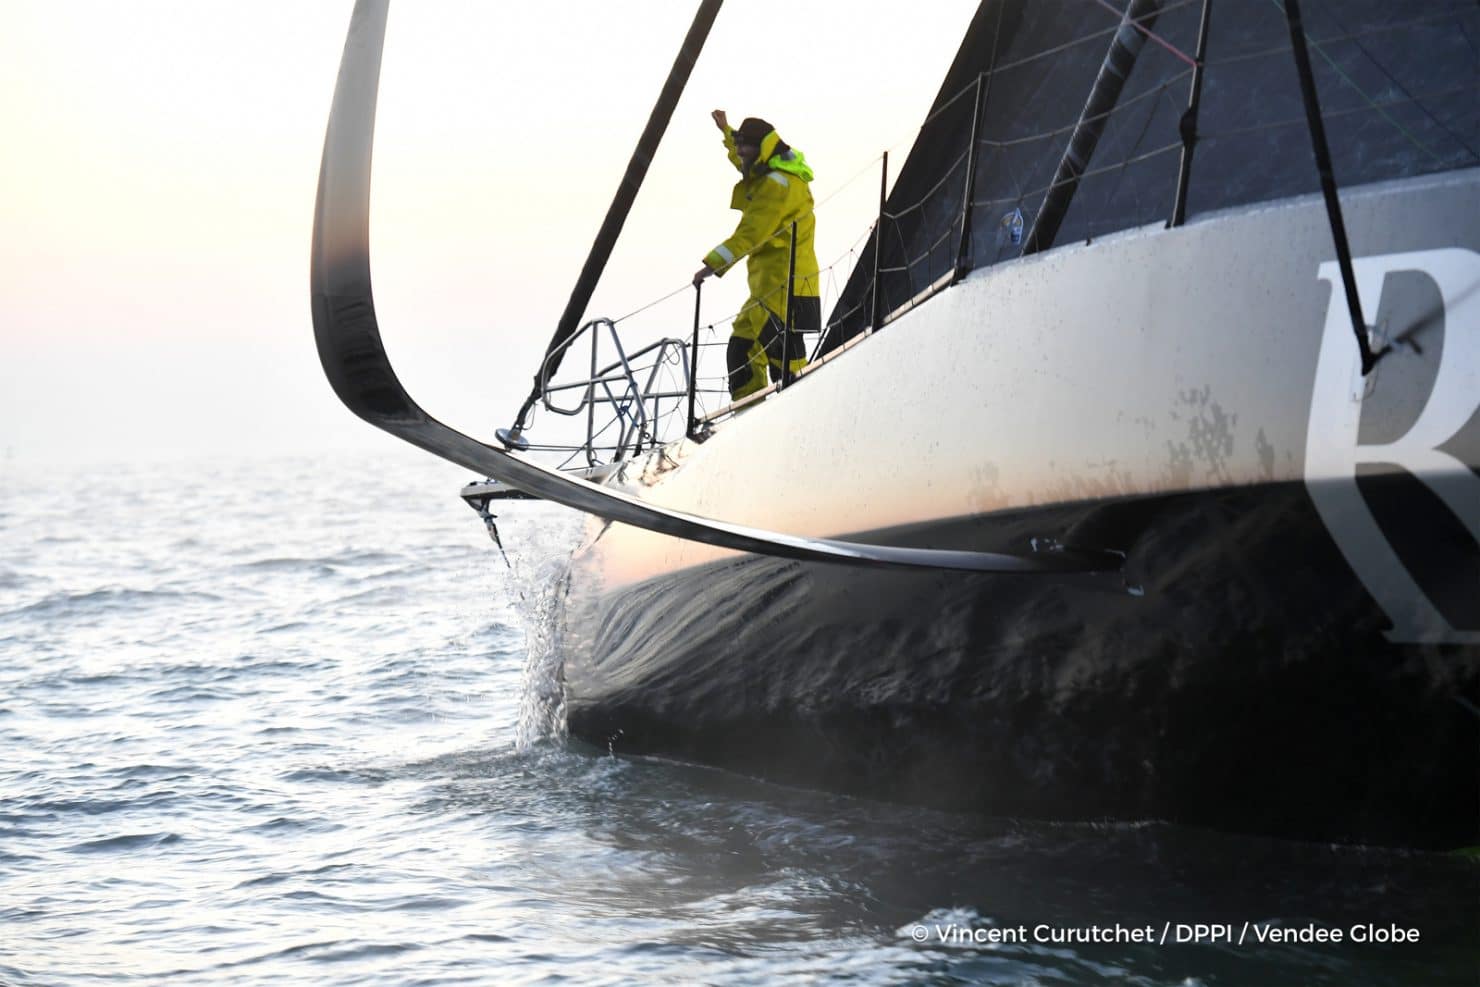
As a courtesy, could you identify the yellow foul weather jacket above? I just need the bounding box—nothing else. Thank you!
[702,127,820,331]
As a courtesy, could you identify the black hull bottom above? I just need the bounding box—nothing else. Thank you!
[564,478,1480,850]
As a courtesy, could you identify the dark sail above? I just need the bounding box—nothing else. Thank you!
[821,0,1480,353]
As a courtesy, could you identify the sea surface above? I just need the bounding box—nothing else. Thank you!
[1,452,1475,986]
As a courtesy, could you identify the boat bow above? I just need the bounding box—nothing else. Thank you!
[308,0,1121,577]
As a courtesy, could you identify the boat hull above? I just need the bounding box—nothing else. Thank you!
[565,481,1476,848]
[558,172,1480,849]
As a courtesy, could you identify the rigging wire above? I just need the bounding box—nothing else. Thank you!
[1197,82,1478,142]
[1269,0,1445,166]
[610,2,1196,336]
[612,152,889,328]
[1086,0,1200,68]
[1280,0,1388,376]
[1321,9,1479,161]
[1205,9,1470,68]
[505,0,724,443]
[584,0,1476,352]
[1090,79,1180,239]
[611,152,886,327]
[533,0,1467,461]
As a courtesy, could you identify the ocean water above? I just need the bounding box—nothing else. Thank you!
[1,452,1475,986]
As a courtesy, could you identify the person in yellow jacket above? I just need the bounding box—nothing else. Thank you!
[692,111,819,400]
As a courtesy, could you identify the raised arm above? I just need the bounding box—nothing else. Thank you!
[712,108,744,173]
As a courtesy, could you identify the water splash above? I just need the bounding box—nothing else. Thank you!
[499,505,583,752]
[512,554,570,751]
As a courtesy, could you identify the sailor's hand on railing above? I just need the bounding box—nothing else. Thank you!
[711,109,728,131]
[692,265,714,286]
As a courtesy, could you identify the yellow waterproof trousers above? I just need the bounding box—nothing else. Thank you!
[727,291,818,400]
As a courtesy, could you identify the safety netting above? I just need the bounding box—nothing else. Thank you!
[820,0,1479,353]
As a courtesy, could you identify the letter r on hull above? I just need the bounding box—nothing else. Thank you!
[1305,248,1480,644]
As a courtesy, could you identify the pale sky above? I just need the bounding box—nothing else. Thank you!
[0,0,979,468]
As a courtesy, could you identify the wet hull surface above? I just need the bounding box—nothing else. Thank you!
[561,173,1480,850]
[564,479,1478,850]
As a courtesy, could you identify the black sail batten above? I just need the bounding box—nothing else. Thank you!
[1021,0,1160,256]
[310,0,1121,576]
[507,0,724,441]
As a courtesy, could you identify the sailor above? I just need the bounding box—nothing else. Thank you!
[692,111,820,400]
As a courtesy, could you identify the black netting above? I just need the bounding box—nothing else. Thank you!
[821,0,1479,355]
[1047,1,1201,248]
[1191,0,1480,216]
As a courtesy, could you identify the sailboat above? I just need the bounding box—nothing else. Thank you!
[312,0,1479,849]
